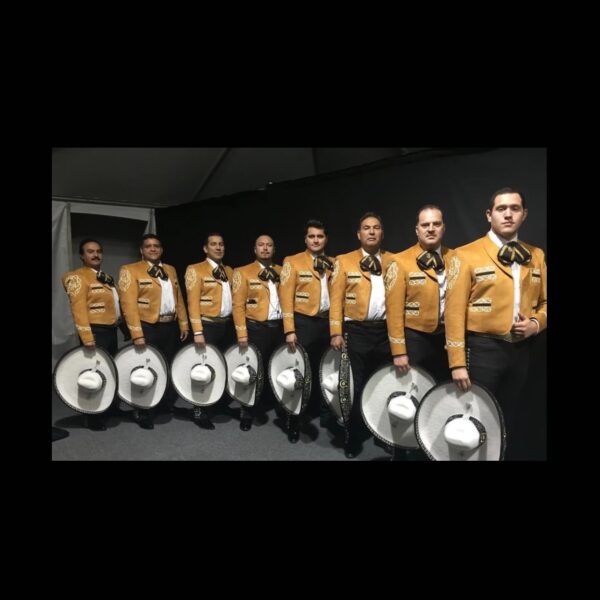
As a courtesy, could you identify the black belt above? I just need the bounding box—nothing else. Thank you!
[202,316,232,324]
[345,319,387,329]
[468,330,523,344]
[295,311,329,320]
[247,318,282,329]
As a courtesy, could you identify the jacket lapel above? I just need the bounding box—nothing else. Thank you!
[483,236,513,279]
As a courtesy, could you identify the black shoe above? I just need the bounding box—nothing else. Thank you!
[134,410,154,430]
[87,415,107,431]
[288,428,300,443]
[194,411,215,430]
[240,417,253,432]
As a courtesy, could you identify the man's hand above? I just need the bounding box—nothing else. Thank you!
[84,341,96,349]
[511,313,538,339]
[286,332,297,352]
[133,337,146,347]
[330,335,344,351]
[393,354,410,374]
[238,336,249,348]
[180,331,189,342]
[452,367,471,392]
[194,333,206,349]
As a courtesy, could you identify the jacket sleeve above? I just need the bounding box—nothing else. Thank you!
[278,259,297,335]
[384,259,407,356]
[63,272,94,344]
[232,268,247,340]
[118,266,144,340]
[329,257,345,337]
[185,265,203,334]
[173,269,189,334]
[531,249,547,331]
[444,253,470,369]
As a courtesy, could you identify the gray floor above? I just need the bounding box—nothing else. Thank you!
[51,389,393,461]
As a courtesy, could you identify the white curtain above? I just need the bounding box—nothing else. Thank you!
[52,201,156,367]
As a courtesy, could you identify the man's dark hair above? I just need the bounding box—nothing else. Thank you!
[489,187,526,210]
[204,232,224,247]
[79,238,102,255]
[358,212,384,230]
[140,233,162,247]
[416,204,443,225]
[304,219,327,236]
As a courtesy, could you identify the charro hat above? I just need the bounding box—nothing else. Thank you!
[171,343,227,407]
[268,343,311,416]
[113,343,168,409]
[415,382,506,461]
[223,343,263,407]
[319,347,354,426]
[361,364,436,449]
[53,346,118,414]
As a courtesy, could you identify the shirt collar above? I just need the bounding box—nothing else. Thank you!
[488,229,518,249]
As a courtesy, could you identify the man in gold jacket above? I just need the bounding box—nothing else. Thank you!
[63,238,128,430]
[185,232,235,430]
[445,188,547,460]
[386,205,456,382]
[278,219,335,442]
[118,234,189,429]
[232,234,283,431]
[330,212,395,458]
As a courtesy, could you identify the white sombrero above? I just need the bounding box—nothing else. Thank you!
[268,343,311,416]
[319,347,354,426]
[361,363,436,449]
[415,382,506,461]
[223,343,263,407]
[113,343,168,409]
[53,346,118,414]
[171,343,227,407]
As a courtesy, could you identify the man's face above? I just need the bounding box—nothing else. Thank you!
[204,235,225,262]
[140,238,163,263]
[305,227,327,254]
[416,208,445,250]
[254,235,275,261]
[81,241,103,269]
[357,217,384,252]
[486,193,528,239]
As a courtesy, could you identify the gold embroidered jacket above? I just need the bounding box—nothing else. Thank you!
[444,235,547,368]
[278,250,334,335]
[62,267,120,345]
[329,249,394,337]
[118,261,189,340]
[184,260,234,331]
[232,261,282,340]
[386,244,457,356]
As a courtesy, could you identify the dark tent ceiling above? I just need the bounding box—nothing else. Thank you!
[51,148,433,208]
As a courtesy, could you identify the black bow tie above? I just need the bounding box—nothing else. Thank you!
[96,270,115,286]
[148,264,168,281]
[314,255,333,275]
[360,254,382,276]
[213,265,228,282]
[416,251,445,273]
[258,266,280,283]
[497,241,531,266]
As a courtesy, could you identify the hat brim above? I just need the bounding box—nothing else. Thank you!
[114,343,168,408]
[223,343,263,407]
[171,343,227,406]
[319,347,354,426]
[415,381,506,461]
[268,343,311,416]
[361,363,436,449]
[53,346,118,414]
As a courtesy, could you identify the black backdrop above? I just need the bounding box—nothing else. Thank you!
[156,147,547,459]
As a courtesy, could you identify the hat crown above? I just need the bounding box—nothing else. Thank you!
[276,368,299,391]
[77,371,103,391]
[190,364,212,383]
[232,365,251,385]
[130,367,156,388]
[388,393,417,421]
[323,372,339,393]
[444,416,481,450]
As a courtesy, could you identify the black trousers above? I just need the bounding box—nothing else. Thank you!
[141,320,182,410]
[82,325,120,421]
[345,320,390,440]
[197,318,236,416]
[466,333,532,460]
[404,327,450,383]
[246,319,283,413]
[294,313,330,420]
